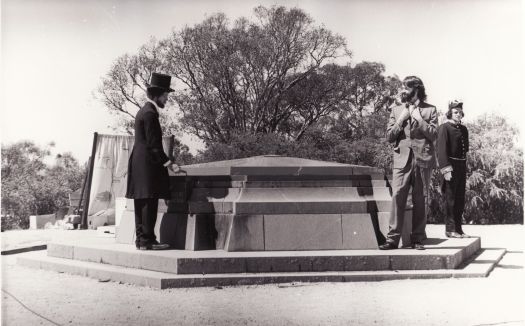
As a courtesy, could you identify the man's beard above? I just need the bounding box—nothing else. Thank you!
[401,89,417,103]
[156,101,166,109]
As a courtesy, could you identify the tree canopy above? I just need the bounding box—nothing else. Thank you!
[1,142,85,230]
[98,6,401,144]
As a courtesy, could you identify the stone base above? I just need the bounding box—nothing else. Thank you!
[17,235,501,289]
[117,209,414,251]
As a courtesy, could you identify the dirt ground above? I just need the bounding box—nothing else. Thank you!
[1,225,524,326]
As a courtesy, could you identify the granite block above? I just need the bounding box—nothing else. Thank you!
[341,214,379,249]
[185,214,217,250]
[177,257,246,275]
[214,214,234,250]
[264,214,343,250]
[342,255,391,271]
[390,254,447,270]
[226,214,264,251]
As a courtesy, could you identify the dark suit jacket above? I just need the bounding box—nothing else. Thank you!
[437,121,469,173]
[386,102,438,169]
[125,102,171,199]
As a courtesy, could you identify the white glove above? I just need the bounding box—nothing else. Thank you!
[168,163,180,173]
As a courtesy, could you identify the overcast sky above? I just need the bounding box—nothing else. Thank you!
[1,0,523,163]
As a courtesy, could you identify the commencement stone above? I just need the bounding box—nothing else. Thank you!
[117,155,410,251]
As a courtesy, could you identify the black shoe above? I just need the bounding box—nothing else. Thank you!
[136,242,169,250]
[149,240,170,250]
[151,243,169,250]
[379,242,398,250]
[445,232,463,238]
[460,233,472,238]
[412,242,425,250]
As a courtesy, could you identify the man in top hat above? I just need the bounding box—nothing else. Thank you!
[125,72,179,250]
[437,100,471,238]
[380,76,438,250]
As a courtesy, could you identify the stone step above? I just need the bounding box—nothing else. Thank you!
[17,248,505,289]
[45,237,481,275]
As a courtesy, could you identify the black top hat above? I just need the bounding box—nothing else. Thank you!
[147,72,174,92]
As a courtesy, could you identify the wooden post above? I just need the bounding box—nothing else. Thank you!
[76,164,90,213]
[80,132,98,229]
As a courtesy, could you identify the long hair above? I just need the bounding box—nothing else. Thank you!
[403,76,427,102]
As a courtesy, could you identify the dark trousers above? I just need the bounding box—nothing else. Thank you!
[442,160,467,233]
[134,198,159,246]
[387,150,431,245]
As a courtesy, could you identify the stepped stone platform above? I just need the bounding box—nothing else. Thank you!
[116,155,413,251]
[17,232,503,289]
[19,156,500,289]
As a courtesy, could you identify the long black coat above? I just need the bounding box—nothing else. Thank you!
[125,102,170,199]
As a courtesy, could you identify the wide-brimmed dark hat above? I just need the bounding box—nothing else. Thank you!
[146,72,174,92]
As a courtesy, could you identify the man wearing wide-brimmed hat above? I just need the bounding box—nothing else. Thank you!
[125,72,179,250]
[437,100,471,238]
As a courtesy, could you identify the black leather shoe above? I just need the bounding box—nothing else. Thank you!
[412,242,425,250]
[379,242,398,250]
[137,242,170,250]
[445,232,463,238]
[460,233,472,238]
[151,243,169,250]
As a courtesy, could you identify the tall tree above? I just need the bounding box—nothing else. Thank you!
[98,6,350,143]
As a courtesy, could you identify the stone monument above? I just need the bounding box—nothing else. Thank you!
[116,155,408,250]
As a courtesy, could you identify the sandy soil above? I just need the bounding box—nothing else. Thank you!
[1,225,524,326]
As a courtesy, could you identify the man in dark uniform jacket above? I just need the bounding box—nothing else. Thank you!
[380,76,438,250]
[125,72,180,250]
[437,100,471,238]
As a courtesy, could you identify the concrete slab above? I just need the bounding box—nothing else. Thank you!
[17,242,500,289]
[44,235,481,274]
[47,242,74,259]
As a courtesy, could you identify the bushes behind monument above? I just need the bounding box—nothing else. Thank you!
[198,113,523,225]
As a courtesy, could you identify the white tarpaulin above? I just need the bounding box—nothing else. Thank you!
[87,134,173,219]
